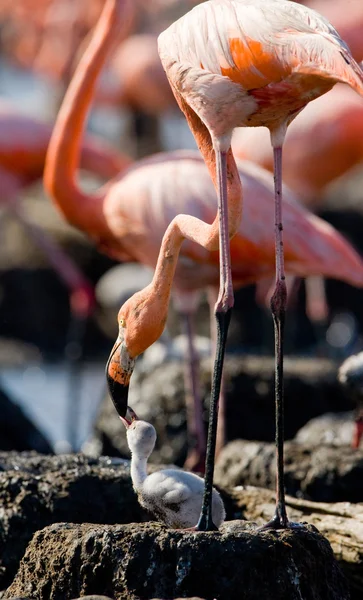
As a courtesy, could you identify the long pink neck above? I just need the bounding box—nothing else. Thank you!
[44,0,134,241]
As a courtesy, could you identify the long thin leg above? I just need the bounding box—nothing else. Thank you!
[197,148,233,531]
[181,309,207,473]
[65,313,88,452]
[208,286,226,457]
[264,144,288,529]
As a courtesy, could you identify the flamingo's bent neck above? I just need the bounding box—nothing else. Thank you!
[44,0,134,241]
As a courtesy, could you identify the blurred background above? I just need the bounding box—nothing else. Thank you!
[1,0,363,458]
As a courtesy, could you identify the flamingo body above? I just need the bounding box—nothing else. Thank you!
[103,151,363,292]
[158,0,363,146]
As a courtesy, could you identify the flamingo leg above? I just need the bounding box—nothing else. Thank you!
[208,286,226,457]
[264,144,289,529]
[181,310,207,473]
[197,148,233,531]
[65,314,88,452]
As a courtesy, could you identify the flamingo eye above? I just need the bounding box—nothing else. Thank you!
[119,317,126,328]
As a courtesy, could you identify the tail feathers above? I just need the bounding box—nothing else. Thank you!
[338,46,363,97]
[294,34,363,98]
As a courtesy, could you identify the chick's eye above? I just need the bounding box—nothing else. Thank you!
[119,317,126,328]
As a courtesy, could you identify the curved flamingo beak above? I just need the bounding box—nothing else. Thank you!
[120,406,139,428]
[105,337,135,418]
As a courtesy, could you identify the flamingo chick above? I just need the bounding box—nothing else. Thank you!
[122,406,226,528]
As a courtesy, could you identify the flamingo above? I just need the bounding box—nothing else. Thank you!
[0,99,132,186]
[0,99,131,451]
[44,0,363,478]
[120,405,225,528]
[157,0,363,530]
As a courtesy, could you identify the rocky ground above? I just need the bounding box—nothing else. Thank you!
[1,452,363,599]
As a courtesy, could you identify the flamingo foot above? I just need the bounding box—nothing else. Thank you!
[196,513,219,532]
[258,504,303,531]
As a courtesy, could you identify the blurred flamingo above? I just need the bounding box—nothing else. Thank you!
[0,99,131,451]
[233,82,363,331]
[0,99,132,186]
[45,0,363,477]
[232,84,363,210]
[158,0,363,530]
[304,0,363,63]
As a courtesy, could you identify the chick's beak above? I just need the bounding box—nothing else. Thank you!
[105,337,135,418]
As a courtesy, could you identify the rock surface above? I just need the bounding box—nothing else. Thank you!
[91,356,350,465]
[4,521,349,600]
[215,439,363,502]
[0,453,149,589]
[294,411,355,446]
[229,486,363,600]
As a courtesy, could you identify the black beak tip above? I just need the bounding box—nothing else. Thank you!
[106,371,129,418]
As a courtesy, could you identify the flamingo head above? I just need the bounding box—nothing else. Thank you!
[105,286,167,418]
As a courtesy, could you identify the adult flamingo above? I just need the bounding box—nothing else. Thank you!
[44,0,363,471]
[157,0,363,530]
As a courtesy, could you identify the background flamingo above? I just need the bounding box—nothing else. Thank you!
[232,84,363,210]
[0,98,132,186]
[0,97,131,450]
[233,82,363,336]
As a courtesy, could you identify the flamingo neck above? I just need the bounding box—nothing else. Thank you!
[44,0,134,240]
[130,454,149,491]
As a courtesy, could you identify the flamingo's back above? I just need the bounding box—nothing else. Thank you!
[103,151,363,290]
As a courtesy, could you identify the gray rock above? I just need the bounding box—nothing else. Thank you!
[0,452,149,590]
[4,521,349,600]
[294,411,355,446]
[215,439,363,501]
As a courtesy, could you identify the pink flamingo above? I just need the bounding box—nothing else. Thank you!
[158,0,363,530]
[0,99,132,186]
[44,0,363,471]
[233,82,363,341]
[0,99,130,451]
